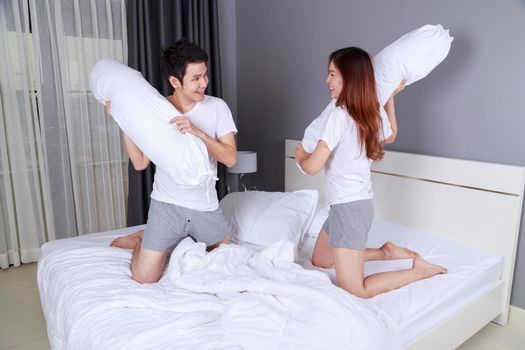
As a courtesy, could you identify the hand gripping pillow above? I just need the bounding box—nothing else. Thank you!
[89,59,215,188]
[374,24,453,105]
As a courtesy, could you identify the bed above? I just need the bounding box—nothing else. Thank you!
[285,139,525,349]
[37,139,525,349]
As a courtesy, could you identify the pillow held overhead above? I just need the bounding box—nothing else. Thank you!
[301,24,453,154]
[374,24,453,106]
[89,59,215,188]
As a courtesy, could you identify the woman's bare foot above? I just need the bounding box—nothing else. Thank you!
[110,230,144,249]
[413,256,448,278]
[380,241,419,260]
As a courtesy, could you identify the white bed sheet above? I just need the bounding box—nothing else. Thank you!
[38,226,401,350]
[297,219,503,345]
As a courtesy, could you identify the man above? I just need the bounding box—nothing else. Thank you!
[109,38,237,283]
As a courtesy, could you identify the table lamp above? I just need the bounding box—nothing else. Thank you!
[227,151,257,191]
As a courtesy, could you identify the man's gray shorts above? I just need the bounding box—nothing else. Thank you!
[141,199,230,252]
[322,199,374,250]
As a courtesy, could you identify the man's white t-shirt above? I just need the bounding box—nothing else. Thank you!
[150,95,237,211]
[319,106,374,206]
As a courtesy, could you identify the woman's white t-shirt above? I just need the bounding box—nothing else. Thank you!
[319,106,374,206]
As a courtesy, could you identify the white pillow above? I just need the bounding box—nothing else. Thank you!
[304,204,330,238]
[374,24,453,105]
[219,190,318,249]
[89,59,215,188]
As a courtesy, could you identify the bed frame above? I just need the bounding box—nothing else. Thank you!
[284,139,525,349]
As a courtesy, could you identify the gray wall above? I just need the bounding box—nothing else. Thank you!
[229,0,525,308]
[218,0,238,121]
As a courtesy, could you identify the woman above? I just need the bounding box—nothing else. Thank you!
[295,47,446,298]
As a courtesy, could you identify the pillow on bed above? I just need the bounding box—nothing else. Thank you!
[374,24,453,105]
[219,190,318,248]
[89,59,215,188]
[304,204,330,238]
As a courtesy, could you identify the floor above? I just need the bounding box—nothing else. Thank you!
[1,263,524,350]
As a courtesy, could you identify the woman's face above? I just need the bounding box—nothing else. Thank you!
[325,61,343,99]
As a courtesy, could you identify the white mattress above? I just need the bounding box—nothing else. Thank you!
[297,219,503,345]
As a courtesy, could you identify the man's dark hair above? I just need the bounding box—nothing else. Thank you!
[160,38,208,86]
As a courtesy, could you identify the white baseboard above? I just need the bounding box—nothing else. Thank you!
[509,305,525,326]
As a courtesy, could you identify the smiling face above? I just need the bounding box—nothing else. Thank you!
[170,61,209,106]
[325,61,344,99]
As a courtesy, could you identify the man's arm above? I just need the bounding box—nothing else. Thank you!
[170,116,237,167]
[198,131,237,168]
[105,101,151,170]
[122,133,151,171]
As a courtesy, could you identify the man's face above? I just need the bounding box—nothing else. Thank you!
[177,62,208,103]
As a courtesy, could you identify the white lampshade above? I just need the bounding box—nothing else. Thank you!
[227,151,257,174]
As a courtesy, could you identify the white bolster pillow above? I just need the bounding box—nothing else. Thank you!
[301,24,453,153]
[374,24,453,106]
[89,59,215,187]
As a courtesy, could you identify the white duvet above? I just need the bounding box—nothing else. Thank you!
[38,229,401,350]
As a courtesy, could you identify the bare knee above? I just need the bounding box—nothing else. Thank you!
[312,254,334,269]
[132,271,160,284]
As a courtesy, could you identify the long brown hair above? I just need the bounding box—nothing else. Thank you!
[330,47,384,161]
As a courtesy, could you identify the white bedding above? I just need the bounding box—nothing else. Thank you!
[38,227,401,350]
[297,219,503,345]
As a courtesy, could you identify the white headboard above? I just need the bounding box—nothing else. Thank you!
[285,139,525,324]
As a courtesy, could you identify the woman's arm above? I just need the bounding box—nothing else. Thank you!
[295,141,331,175]
[382,80,406,144]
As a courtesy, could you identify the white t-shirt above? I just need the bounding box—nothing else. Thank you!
[302,99,392,153]
[319,106,374,206]
[151,96,237,211]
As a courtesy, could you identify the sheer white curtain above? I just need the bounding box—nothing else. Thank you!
[0,0,54,268]
[32,0,129,238]
[0,0,128,268]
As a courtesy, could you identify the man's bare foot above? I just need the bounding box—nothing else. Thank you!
[413,256,448,278]
[381,241,419,260]
[110,230,144,249]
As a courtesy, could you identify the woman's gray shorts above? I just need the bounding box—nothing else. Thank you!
[141,199,230,252]
[322,199,374,250]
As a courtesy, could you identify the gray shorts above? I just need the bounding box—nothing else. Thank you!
[141,199,230,252]
[322,199,374,250]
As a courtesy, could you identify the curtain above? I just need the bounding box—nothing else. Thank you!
[31,0,129,238]
[126,0,225,226]
[0,0,129,268]
[0,0,53,268]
